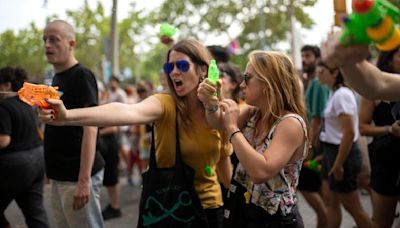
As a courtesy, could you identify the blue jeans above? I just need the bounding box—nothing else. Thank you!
[50,170,104,228]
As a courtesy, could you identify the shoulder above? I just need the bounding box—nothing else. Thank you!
[334,87,353,97]
[274,114,306,142]
[153,93,174,104]
[152,93,175,114]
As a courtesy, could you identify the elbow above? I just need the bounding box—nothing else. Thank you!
[250,171,274,184]
[0,136,11,149]
[358,125,368,136]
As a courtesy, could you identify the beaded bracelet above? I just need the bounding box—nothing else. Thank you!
[229,129,241,143]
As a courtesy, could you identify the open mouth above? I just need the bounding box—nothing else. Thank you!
[45,51,54,57]
[174,79,183,88]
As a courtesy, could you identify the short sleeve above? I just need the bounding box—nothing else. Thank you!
[332,89,357,116]
[153,93,175,124]
[314,85,330,118]
[74,70,98,108]
[0,106,11,135]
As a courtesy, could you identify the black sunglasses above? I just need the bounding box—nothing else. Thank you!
[163,60,190,74]
[243,73,251,85]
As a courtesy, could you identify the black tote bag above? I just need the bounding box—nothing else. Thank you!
[137,116,208,228]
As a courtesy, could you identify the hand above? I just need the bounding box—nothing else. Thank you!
[328,165,344,181]
[37,98,67,125]
[321,32,370,69]
[314,154,324,163]
[160,36,175,48]
[197,78,220,109]
[73,179,90,211]
[391,120,400,137]
[219,99,240,133]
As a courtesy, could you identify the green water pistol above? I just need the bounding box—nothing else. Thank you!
[340,0,400,51]
[159,23,177,38]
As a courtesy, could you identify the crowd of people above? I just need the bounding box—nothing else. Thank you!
[1,18,400,228]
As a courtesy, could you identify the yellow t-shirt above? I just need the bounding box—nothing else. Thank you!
[153,93,230,209]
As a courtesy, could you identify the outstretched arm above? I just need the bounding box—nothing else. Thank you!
[322,32,400,101]
[341,61,400,100]
[39,96,163,127]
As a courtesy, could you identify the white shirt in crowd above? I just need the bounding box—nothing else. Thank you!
[320,87,359,145]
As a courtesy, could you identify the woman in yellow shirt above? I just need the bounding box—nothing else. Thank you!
[39,39,232,227]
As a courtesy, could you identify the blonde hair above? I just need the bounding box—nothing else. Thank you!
[248,51,308,137]
[165,39,213,128]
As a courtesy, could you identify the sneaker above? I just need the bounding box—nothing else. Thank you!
[102,204,122,220]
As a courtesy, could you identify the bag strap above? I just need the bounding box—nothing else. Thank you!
[149,108,182,169]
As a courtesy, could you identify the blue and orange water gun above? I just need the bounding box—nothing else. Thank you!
[340,0,400,51]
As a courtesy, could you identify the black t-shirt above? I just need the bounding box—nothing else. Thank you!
[0,96,41,154]
[44,63,105,181]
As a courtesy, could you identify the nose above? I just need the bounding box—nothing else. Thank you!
[239,80,246,90]
[43,39,51,48]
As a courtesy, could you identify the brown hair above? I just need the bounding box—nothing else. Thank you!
[165,39,213,127]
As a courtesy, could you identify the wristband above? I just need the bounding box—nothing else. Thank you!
[229,129,241,143]
[385,125,392,135]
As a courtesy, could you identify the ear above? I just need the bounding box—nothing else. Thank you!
[69,39,76,50]
[199,65,208,78]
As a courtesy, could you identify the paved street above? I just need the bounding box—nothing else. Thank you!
[4,176,400,227]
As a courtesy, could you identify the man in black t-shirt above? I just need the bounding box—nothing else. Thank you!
[43,20,105,227]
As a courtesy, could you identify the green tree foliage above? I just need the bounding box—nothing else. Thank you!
[0,23,47,81]
[0,0,318,84]
[152,0,316,54]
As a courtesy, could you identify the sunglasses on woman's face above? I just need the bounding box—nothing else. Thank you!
[243,73,252,85]
[163,60,191,74]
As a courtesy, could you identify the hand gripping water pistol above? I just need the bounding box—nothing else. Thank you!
[340,0,400,51]
[18,82,60,108]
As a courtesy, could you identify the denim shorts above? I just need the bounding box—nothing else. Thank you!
[321,142,362,193]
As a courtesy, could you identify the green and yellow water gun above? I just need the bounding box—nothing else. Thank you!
[340,0,400,51]
[303,160,321,173]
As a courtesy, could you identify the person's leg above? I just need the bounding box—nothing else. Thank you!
[52,170,104,228]
[15,147,49,228]
[370,190,397,228]
[50,181,70,228]
[321,180,342,228]
[15,179,49,228]
[102,136,122,220]
[107,184,120,209]
[338,190,373,228]
[300,191,328,228]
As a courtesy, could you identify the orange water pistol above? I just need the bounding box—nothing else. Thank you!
[18,82,60,108]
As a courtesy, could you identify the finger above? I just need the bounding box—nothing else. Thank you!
[73,197,79,211]
[38,107,54,115]
[45,98,63,108]
[38,113,55,123]
[219,101,229,112]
